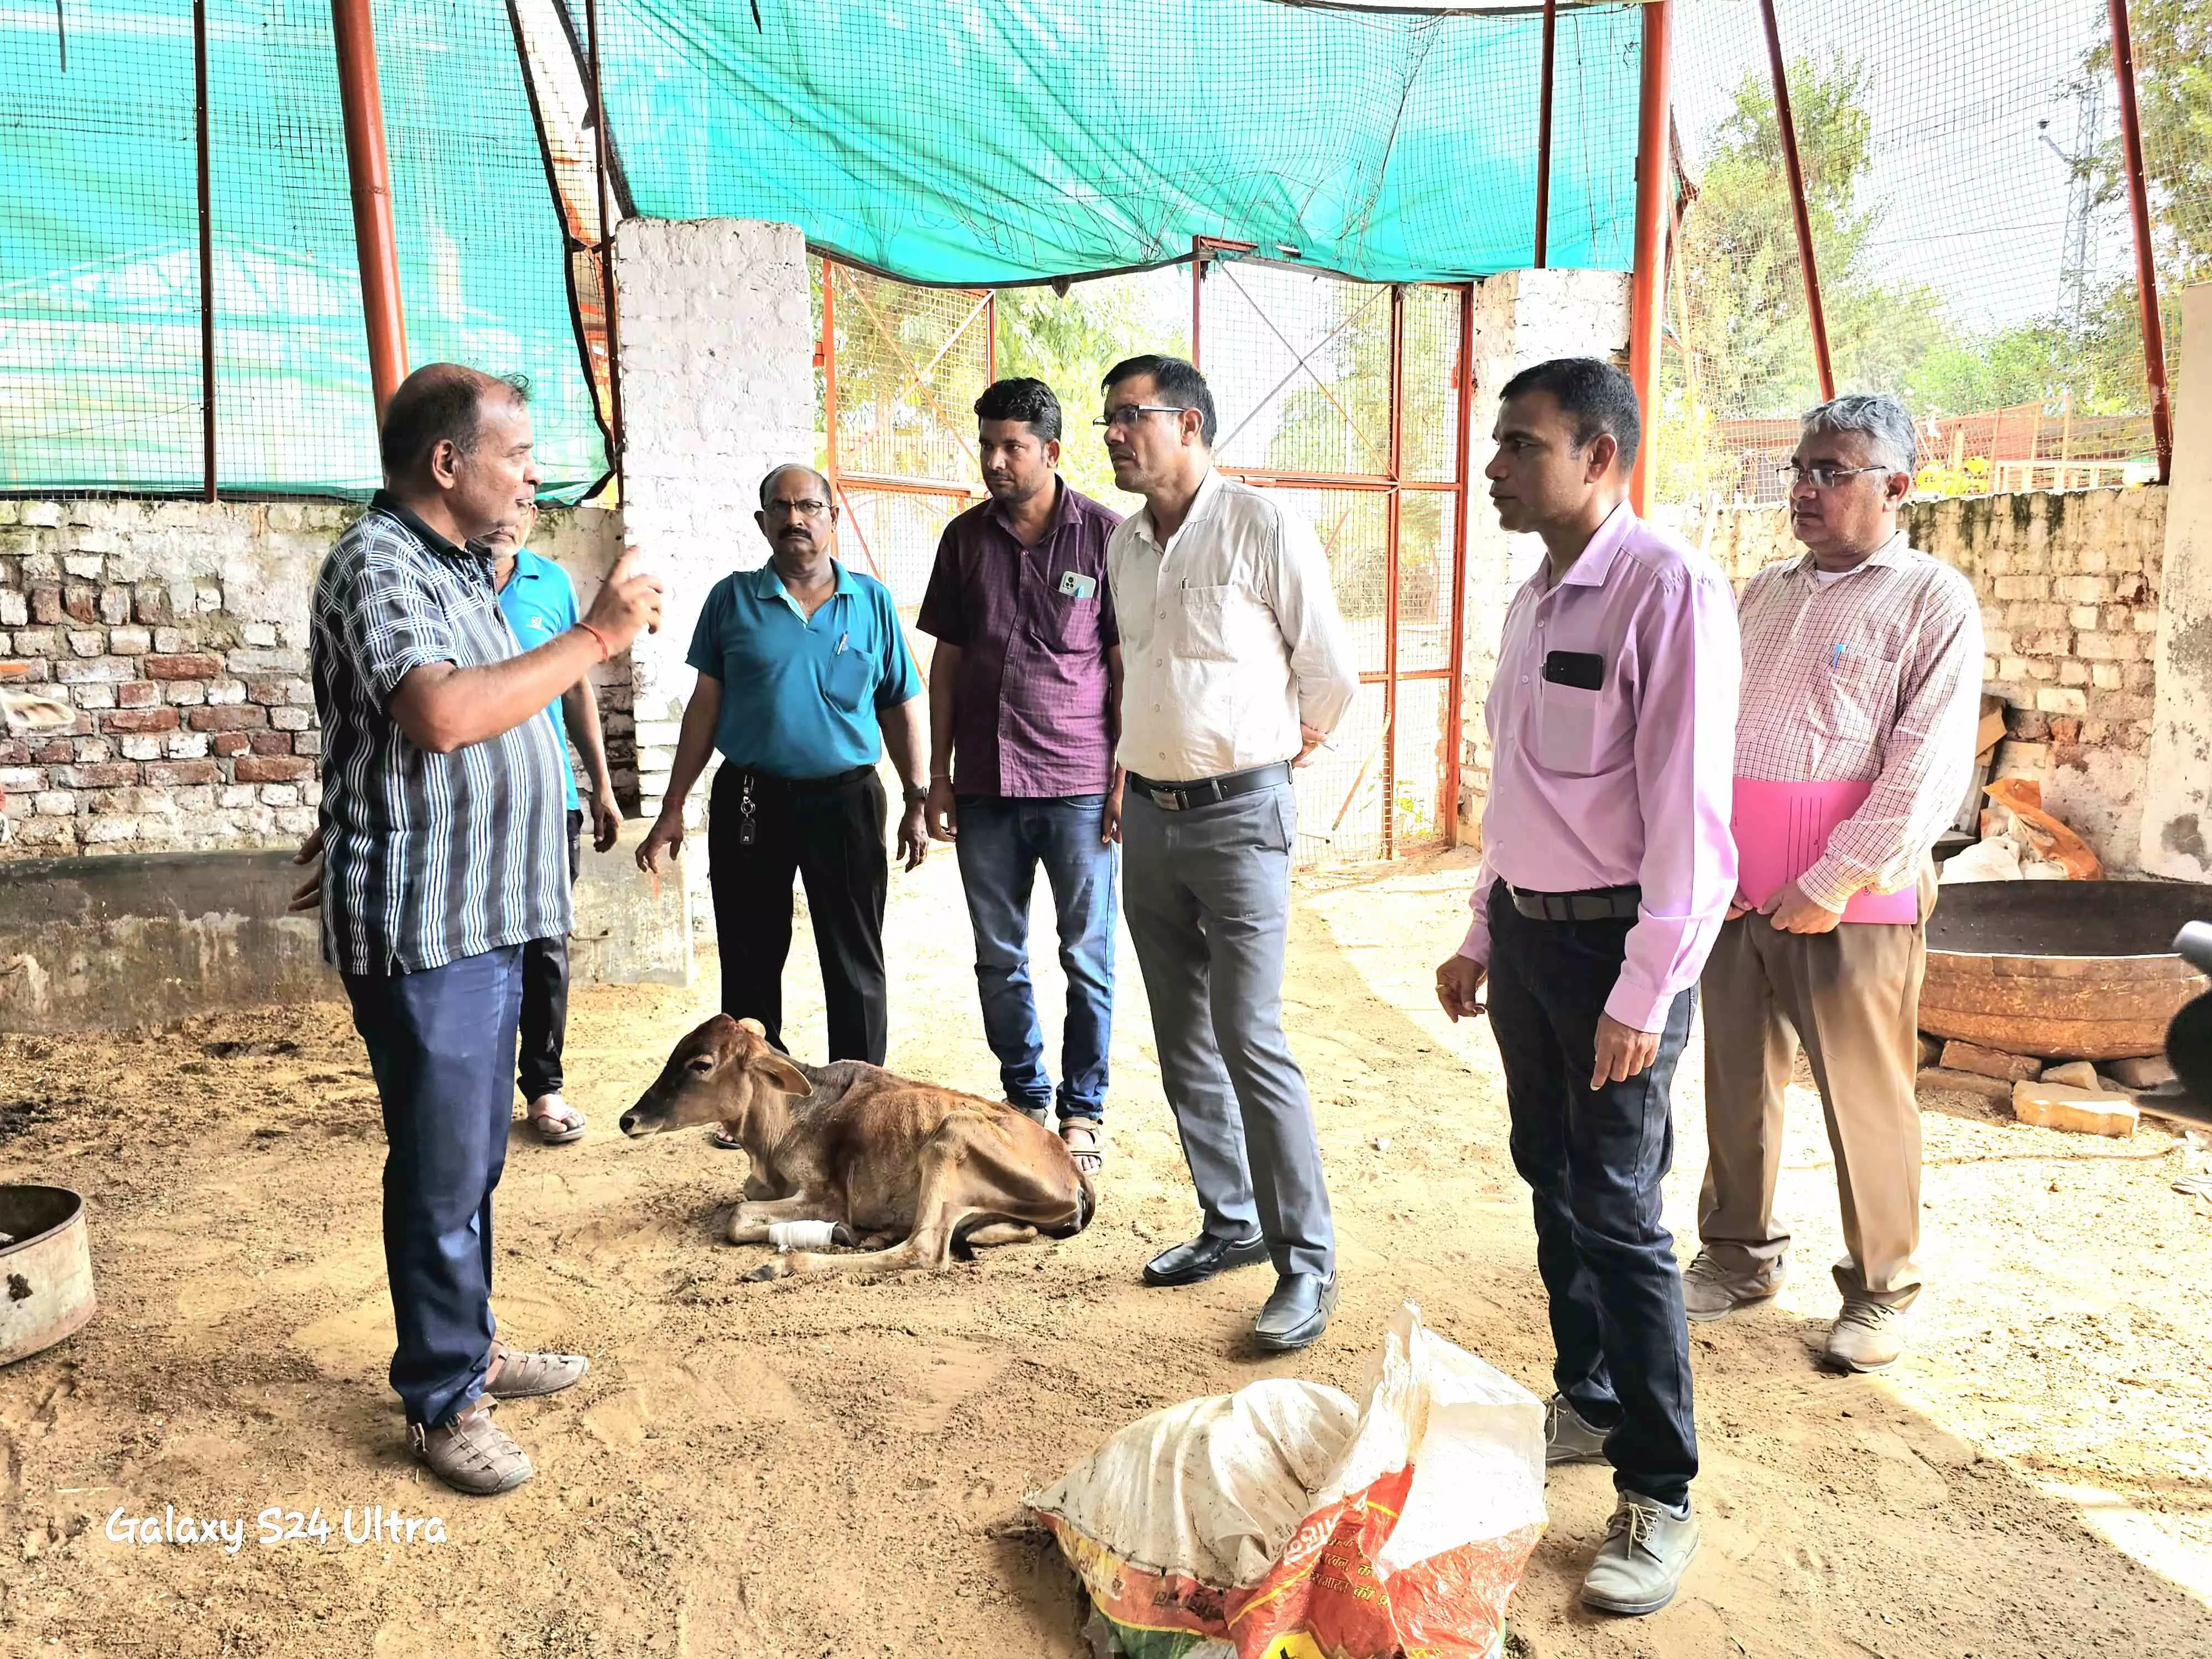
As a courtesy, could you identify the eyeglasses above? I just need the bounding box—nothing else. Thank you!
[763,498,831,519]
[1093,404,1185,431]
[1782,462,1901,490]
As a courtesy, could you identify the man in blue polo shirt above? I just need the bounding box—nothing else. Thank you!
[637,463,928,1066]
[487,502,623,1145]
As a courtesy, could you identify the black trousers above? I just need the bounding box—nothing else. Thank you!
[708,762,889,1065]
[1485,884,1699,1509]
[516,809,583,1102]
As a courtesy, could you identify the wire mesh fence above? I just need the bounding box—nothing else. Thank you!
[1656,0,2190,508]
[0,0,605,499]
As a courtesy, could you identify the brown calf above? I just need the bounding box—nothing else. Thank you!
[619,1015,1095,1277]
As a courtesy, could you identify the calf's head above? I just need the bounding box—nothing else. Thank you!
[620,1015,810,1139]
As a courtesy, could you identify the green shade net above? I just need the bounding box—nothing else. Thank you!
[0,0,607,498]
[0,0,1642,496]
[602,0,1642,285]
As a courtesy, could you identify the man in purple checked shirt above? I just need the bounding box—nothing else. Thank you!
[1433,359,1740,1618]
[919,378,1124,1177]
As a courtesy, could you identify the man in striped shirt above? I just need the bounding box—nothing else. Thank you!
[309,363,661,1493]
[1689,394,1983,1374]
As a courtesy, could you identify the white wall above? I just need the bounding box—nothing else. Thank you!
[612,217,816,825]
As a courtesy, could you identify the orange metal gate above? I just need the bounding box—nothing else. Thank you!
[1193,244,1472,864]
[816,252,1470,866]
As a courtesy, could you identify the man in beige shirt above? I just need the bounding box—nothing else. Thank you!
[1690,394,1983,1373]
[1102,353,1358,1353]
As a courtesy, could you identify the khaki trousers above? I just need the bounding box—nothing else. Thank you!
[1696,864,1936,1308]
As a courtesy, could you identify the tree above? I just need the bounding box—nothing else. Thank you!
[993,276,1188,504]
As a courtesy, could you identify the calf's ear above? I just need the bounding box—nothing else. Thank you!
[757,1053,811,1097]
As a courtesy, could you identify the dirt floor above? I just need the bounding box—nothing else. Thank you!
[3,848,2211,1658]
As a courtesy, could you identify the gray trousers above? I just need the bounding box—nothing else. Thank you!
[1122,782,1334,1278]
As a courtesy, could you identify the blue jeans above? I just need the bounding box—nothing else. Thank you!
[342,945,524,1429]
[954,794,1117,1120]
[1484,886,1698,1509]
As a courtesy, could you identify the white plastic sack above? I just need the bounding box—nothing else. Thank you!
[1030,1303,1545,1659]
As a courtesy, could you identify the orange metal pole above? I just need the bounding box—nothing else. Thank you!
[2108,0,2172,484]
[1534,0,1556,268]
[331,0,408,423]
[1760,0,1835,403]
[1626,0,1671,516]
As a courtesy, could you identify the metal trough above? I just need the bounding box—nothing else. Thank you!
[0,1185,96,1366]
[1921,881,2212,1060]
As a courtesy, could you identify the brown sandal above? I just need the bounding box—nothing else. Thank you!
[1060,1119,1104,1175]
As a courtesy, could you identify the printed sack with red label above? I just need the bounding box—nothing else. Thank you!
[1027,1303,1546,1659]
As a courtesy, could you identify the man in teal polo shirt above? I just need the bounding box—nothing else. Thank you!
[487,503,622,1144]
[638,463,928,1066]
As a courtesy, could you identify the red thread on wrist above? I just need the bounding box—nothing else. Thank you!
[576,621,613,662]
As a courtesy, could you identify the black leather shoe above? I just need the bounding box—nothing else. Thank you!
[1142,1232,1271,1287]
[1253,1272,1338,1352]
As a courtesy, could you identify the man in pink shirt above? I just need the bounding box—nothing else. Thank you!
[1688,394,1981,1374]
[1434,359,1739,1617]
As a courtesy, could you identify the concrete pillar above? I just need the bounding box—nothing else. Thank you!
[1456,268,1632,838]
[612,217,815,825]
[2141,284,2212,879]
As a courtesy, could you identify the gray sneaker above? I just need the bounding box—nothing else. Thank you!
[1823,1297,1910,1372]
[1545,1394,1609,1466]
[1682,1249,1777,1323]
[1580,1494,1699,1616]
[410,1400,534,1496]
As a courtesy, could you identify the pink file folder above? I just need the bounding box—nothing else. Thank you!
[1730,778,1919,924]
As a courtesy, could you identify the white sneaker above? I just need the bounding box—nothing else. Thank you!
[1580,1494,1699,1616]
[1823,1298,1910,1372]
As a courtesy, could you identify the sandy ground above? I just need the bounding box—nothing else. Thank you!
[3,848,2211,1658]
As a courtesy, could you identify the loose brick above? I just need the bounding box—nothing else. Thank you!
[101,707,181,735]
[97,587,130,625]
[1917,1067,2016,1103]
[211,732,251,758]
[1938,1041,2042,1082]
[187,705,268,732]
[2012,1079,2136,1137]
[2104,1055,2176,1089]
[133,582,175,625]
[233,754,312,784]
[29,585,63,624]
[116,680,159,708]
[146,653,223,680]
[2042,1060,2102,1089]
[62,584,97,624]
[247,730,291,757]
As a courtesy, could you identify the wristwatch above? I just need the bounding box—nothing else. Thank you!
[903,784,930,806]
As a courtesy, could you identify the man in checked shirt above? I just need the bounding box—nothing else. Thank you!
[1687,394,1983,1374]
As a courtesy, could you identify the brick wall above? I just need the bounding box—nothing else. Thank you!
[1693,486,2168,870]
[0,498,626,857]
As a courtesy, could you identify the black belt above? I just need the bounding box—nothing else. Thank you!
[1505,881,1641,922]
[1126,761,1291,812]
[719,762,874,795]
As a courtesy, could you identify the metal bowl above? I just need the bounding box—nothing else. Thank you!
[1922,881,2212,1060]
[0,1185,96,1366]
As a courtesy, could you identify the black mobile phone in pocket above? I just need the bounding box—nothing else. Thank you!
[1542,650,1605,691]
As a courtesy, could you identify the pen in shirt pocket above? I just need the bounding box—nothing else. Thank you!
[837,632,849,655]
